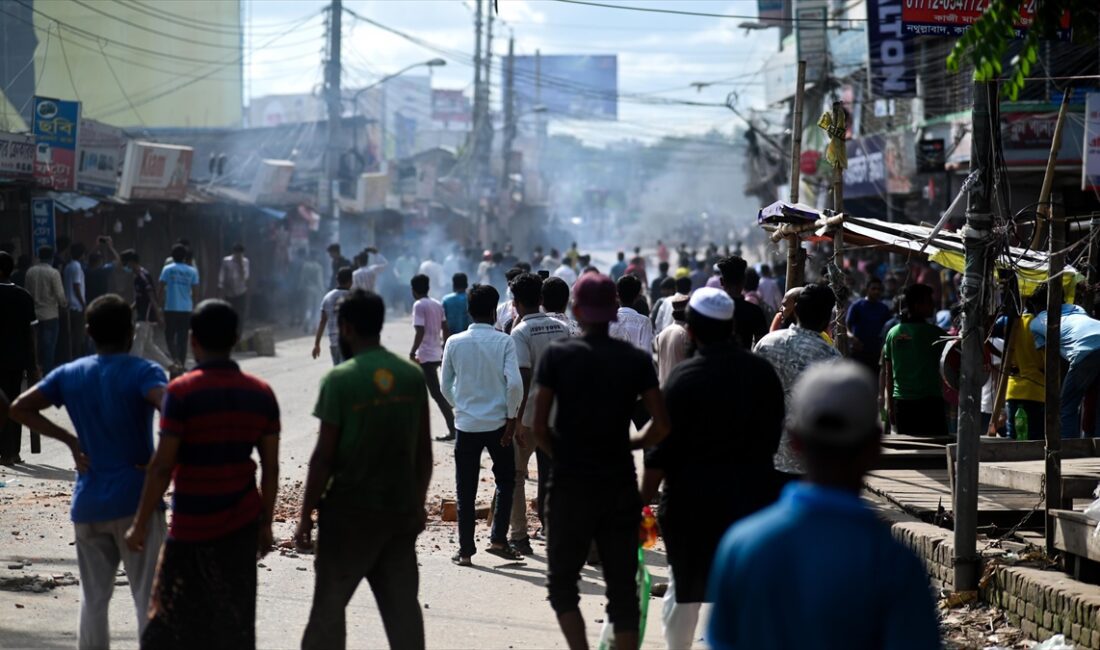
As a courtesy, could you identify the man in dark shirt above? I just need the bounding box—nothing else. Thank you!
[533,272,670,650]
[327,243,352,290]
[649,261,670,302]
[121,250,177,372]
[84,237,120,306]
[0,252,37,465]
[716,255,767,348]
[642,287,785,648]
[846,276,892,375]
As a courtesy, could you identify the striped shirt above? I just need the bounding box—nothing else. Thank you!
[161,359,280,542]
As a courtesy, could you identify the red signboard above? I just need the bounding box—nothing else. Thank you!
[901,0,1068,36]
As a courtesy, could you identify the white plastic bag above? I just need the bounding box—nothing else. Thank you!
[1032,633,1075,650]
[1085,482,1100,536]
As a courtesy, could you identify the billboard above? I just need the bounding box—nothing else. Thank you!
[1084,94,1100,191]
[844,132,916,199]
[796,0,828,83]
[867,0,916,97]
[30,198,56,253]
[901,0,1068,36]
[432,89,471,126]
[514,55,617,119]
[0,131,34,177]
[32,96,80,190]
[118,141,193,200]
[77,119,125,196]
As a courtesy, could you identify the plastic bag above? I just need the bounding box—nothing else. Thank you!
[1031,634,1075,649]
[1084,482,1100,536]
[597,508,658,650]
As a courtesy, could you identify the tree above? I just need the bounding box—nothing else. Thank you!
[947,0,1098,100]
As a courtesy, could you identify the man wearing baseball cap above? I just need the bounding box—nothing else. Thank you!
[643,288,785,648]
[532,272,670,650]
[706,361,940,649]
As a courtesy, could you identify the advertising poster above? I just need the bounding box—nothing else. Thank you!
[30,198,56,253]
[32,96,81,190]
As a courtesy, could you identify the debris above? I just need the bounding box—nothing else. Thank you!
[941,590,978,609]
[440,499,457,522]
[7,563,24,570]
[650,582,668,598]
[295,566,307,572]
[1032,634,1074,650]
[14,603,23,609]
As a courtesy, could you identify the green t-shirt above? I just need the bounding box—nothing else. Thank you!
[884,322,947,400]
[312,347,427,514]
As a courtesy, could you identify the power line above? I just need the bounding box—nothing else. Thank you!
[551,0,867,22]
[57,24,81,103]
[72,0,256,50]
[115,0,316,32]
[112,0,315,37]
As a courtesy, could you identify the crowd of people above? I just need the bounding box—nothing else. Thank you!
[14,230,1100,648]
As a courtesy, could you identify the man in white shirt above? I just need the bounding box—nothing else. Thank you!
[508,273,572,555]
[409,274,455,440]
[610,274,654,353]
[654,295,692,386]
[312,267,352,365]
[351,247,388,294]
[418,253,446,300]
[63,242,88,361]
[218,243,250,323]
[553,260,578,288]
[441,284,524,567]
[654,277,693,335]
[495,268,524,331]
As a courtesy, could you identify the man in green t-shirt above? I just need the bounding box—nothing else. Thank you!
[296,289,433,650]
[882,284,948,436]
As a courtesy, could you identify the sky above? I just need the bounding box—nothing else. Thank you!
[244,0,779,144]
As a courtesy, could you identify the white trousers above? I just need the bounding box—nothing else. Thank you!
[662,571,702,649]
[131,321,175,369]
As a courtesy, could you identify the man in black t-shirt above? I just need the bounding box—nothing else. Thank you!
[716,255,767,348]
[121,250,177,373]
[0,252,37,465]
[327,243,352,290]
[532,272,670,650]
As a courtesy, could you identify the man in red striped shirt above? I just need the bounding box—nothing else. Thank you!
[126,299,280,649]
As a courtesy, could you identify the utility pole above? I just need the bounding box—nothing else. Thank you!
[321,0,342,219]
[785,60,807,291]
[828,100,849,356]
[469,0,483,194]
[478,1,494,188]
[501,36,515,190]
[954,80,997,593]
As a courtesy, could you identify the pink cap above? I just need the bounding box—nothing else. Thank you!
[571,273,619,324]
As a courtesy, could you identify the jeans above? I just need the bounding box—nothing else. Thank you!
[546,477,641,634]
[894,396,948,436]
[131,320,175,369]
[421,362,455,435]
[35,318,59,373]
[164,311,191,365]
[227,293,247,326]
[509,433,549,541]
[454,427,515,557]
[68,309,87,361]
[1062,349,1100,438]
[302,509,424,650]
[1006,399,1045,440]
[74,510,165,650]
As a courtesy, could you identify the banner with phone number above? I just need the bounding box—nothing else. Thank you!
[901,0,1069,37]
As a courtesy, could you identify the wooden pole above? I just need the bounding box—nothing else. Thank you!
[1046,197,1065,555]
[829,100,849,356]
[1029,89,1073,251]
[785,61,807,291]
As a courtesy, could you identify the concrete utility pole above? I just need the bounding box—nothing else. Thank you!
[785,60,807,291]
[954,80,997,593]
[469,0,483,187]
[501,36,515,190]
[321,0,342,217]
[478,1,494,188]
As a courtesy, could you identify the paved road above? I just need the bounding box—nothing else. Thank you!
[0,316,688,649]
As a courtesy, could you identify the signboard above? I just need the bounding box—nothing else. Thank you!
[117,141,193,200]
[844,132,916,198]
[432,89,471,126]
[30,198,56,253]
[758,0,784,22]
[796,0,828,82]
[0,131,34,177]
[32,96,80,190]
[901,0,1068,36]
[249,159,294,204]
[76,119,125,196]
[867,0,916,97]
[1083,93,1100,191]
[514,55,618,119]
[917,139,946,173]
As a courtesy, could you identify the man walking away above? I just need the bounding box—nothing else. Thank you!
[352,246,388,293]
[610,251,627,281]
[313,267,353,366]
[10,295,168,649]
[654,277,692,335]
[846,277,892,375]
[1030,284,1100,438]
[610,274,654,353]
[298,250,325,333]
[643,288,785,649]
[85,237,120,306]
[649,262,670,302]
[532,273,670,650]
[160,244,200,367]
[120,250,178,374]
[654,295,691,387]
[24,245,66,373]
[757,264,782,313]
[706,361,941,650]
[127,300,280,649]
[443,273,471,336]
[715,256,767,349]
[753,283,840,485]
[218,244,250,323]
[543,277,580,336]
[440,284,524,566]
[410,274,456,441]
[882,284,948,437]
[508,273,571,555]
[297,289,431,650]
[0,252,37,466]
[64,242,88,361]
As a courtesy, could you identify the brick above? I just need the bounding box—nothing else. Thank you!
[1075,623,1084,642]
[1023,619,1037,638]
[1027,603,1036,621]
[1045,611,1054,629]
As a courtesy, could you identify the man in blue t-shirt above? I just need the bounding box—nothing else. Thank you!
[442,272,471,336]
[706,361,941,650]
[159,243,200,367]
[11,294,168,649]
[846,276,892,374]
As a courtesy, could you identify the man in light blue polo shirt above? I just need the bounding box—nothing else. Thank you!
[706,361,941,650]
[1030,289,1100,438]
[159,243,199,367]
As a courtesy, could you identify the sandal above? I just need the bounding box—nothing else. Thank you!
[451,552,472,567]
[486,544,525,561]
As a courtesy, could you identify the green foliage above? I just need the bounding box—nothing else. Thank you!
[946,0,1098,101]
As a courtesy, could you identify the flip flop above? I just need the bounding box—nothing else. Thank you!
[486,544,525,561]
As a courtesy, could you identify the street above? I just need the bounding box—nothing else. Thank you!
[0,316,680,649]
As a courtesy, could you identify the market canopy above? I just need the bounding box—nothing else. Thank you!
[757,200,1079,299]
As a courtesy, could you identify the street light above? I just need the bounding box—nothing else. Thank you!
[350,58,447,168]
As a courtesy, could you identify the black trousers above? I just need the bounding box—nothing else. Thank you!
[894,396,948,437]
[164,311,190,365]
[419,362,455,435]
[546,477,641,633]
[0,366,25,458]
